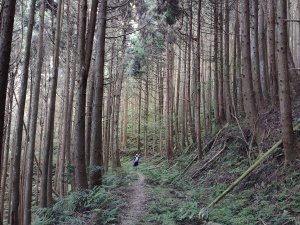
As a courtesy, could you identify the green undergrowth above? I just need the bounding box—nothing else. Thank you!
[139,143,300,225]
[33,166,137,225]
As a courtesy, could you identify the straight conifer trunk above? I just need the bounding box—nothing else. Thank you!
[268,0,279,107]
[196,0,203,158]
[240,0,258,126]
[40,0,63,207]
[0,73,14,225]
[224,0,231,122]
[214,3,220,126]
[277,0,299,163]
[90,0,107,188]
[73,0,99,188]
[252,0,263,109]
[10,0,36,222]
[23,0,45,222]
[0,0,17,178]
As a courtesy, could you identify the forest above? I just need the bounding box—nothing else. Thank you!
[0,0,300,224]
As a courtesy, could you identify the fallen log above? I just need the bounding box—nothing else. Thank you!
[171,123,229,184]
[198,121,300,220]
[192,142,227,179]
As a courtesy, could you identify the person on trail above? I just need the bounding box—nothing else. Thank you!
[133,154,140,171]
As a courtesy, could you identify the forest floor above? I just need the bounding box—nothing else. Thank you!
[32,100,300,225]
[119,172,149,225]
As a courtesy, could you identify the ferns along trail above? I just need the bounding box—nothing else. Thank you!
[0,0,300,224]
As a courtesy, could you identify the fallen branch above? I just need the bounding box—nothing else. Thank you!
[170,155,198,184]
[192,142,227,179]
[198,121,300,220]
[168,162,178,171]
[171,123,229,184]
[204,123,229,154]
[183,143,196,155]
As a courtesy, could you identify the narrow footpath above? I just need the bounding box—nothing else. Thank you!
[120,172,149,225]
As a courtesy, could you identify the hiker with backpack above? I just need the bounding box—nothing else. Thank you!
[133,154,140,171]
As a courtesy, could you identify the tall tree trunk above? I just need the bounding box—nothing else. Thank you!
[85,70,94,170]
[196,0,203,158]
[137,79,142,153]
[73,0,98,189]
[0,0,17,183]
[0,73,14,225]
[109,57,116,168]
[181,30,187,148]
[187,0,196,143]
[23,0,45,221]
[208,44,213,134]
[218,0,225,123]
[112,34,126,168]
[40,0,63,207]
[175,41,181,149]
[10,0,36,223]
[103,42,115,171]
[287,46,300,96]
[122,80,129,151]
[237,5,244,114]
[277,0,299,163]
[233,6,238,111]
[224,0,231,122]
[158,64,164,156]
[89,0,107,188]
[144,75,149,157]
[252,0,263,109]
[58,0,71,198]
[258,3,269,100]
[268,0,279,107]
[166,27,174,160]
[240,0,258,126]
[214,2,220,126]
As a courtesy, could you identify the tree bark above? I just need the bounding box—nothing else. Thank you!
[240,0,258,126]
[224,0,231,122]
[166,27,174,160]
[0,73,14,225]
[85,69,94,170]
[58,0,71,198]
[10,0,36,223]
[23,0,45,220]
[252,0,263,109]
[258,3,269,100]
[277,0,299,163]
[73,0,99,189]
[0,0,17,181]
[196,0,203,158]
[214,2,220,126]
[112,33,126,168]
[287,46,300,96]
[218,0,225,123]
[268,0,279,107]
[89,0,107,188]
[187,0,196,143]
[40,0,63,207]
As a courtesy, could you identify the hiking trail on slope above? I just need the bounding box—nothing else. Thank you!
[120,172,148,225]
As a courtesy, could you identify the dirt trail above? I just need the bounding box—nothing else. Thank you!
[120,172,148,225]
